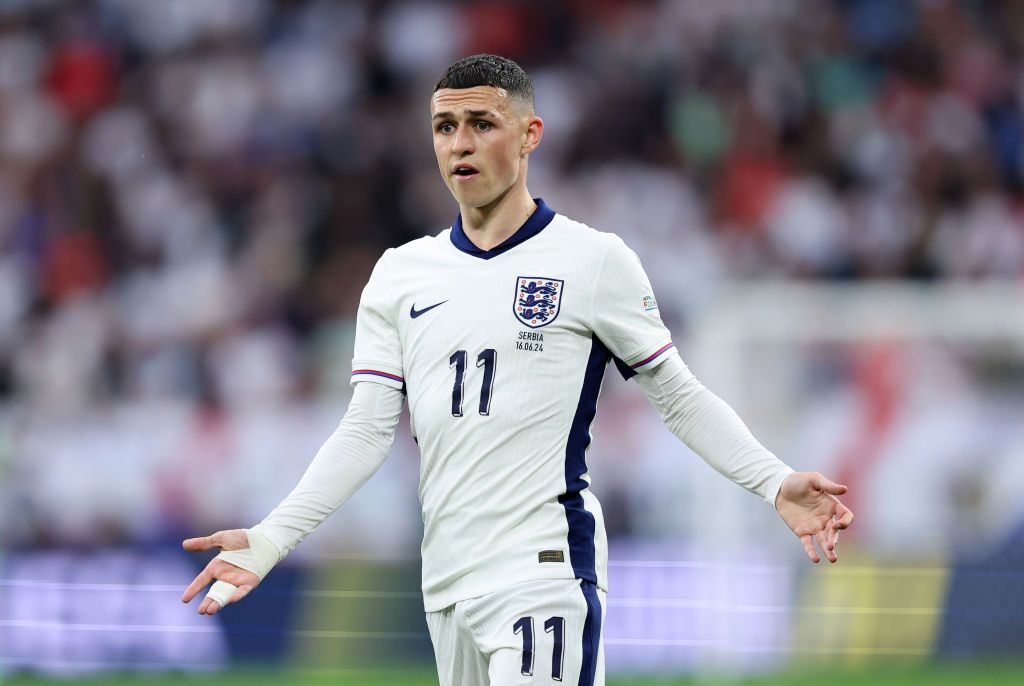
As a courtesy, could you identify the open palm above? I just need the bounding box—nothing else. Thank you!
[180,529,261,615]
[775,472,854,564]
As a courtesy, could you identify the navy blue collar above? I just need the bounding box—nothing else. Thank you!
[450,198,555,260]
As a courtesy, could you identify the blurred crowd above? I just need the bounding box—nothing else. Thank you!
[6,0,1024,552]
[3,0,1024,546]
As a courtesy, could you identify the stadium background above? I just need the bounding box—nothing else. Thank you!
[1,0,1023,684]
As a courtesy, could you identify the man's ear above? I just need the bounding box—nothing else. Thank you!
[522,115,544,156]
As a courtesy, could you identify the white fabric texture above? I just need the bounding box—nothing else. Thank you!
[634,351,794,506]
[251,381,404,558]
[344,212,680,611]
[591,233,673,367]
[426,578,606,686]
[215,528,282,579]
[350,247,405,390]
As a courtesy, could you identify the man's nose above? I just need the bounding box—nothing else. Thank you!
[452,126,474,155]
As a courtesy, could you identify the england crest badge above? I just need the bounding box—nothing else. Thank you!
[514,276,564,328]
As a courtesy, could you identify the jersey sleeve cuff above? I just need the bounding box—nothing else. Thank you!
[617,340,676,379]
[766,465,796,507]
[350,363,405,390]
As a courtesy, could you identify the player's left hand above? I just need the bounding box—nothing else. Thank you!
[774,472,854,564]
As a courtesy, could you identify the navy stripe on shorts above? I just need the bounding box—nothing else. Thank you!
[578,580,602,686]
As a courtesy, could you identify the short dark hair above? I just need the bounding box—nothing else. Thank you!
[434,54,535,112]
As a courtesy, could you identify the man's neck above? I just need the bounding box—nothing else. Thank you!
[459,186,537,251]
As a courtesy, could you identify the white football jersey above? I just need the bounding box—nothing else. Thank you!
[351,199,676,612]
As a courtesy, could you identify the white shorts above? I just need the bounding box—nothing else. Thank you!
[426,578,606,686]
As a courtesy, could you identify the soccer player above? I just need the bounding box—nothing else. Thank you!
[181,54,853,685]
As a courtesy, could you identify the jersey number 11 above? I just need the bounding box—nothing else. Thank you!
[449,349,496,417]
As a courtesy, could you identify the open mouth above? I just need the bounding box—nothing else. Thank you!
[453,165,479,179]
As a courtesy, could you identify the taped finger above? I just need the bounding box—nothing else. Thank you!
[206,580,238,609]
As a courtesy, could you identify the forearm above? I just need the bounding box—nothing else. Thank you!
[252,382,404,558]
[635,353,793,505]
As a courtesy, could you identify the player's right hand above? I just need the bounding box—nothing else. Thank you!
[181,529,261,615]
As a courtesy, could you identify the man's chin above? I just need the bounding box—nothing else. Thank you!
[450,188,494,209]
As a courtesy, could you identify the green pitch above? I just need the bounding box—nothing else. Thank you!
[5,663,1024,686]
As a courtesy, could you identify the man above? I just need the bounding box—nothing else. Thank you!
[181,54,853,685]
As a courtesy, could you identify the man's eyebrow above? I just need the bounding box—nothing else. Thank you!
[431,109,497,120]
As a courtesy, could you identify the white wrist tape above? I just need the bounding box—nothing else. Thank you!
[215,528,281,579]
[204,528,282,608]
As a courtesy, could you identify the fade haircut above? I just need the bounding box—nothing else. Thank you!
[434,54,535,113]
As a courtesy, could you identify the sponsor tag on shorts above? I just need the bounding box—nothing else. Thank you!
[538,550,565,563]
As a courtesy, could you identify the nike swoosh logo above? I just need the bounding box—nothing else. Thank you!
[410,300,448,319]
